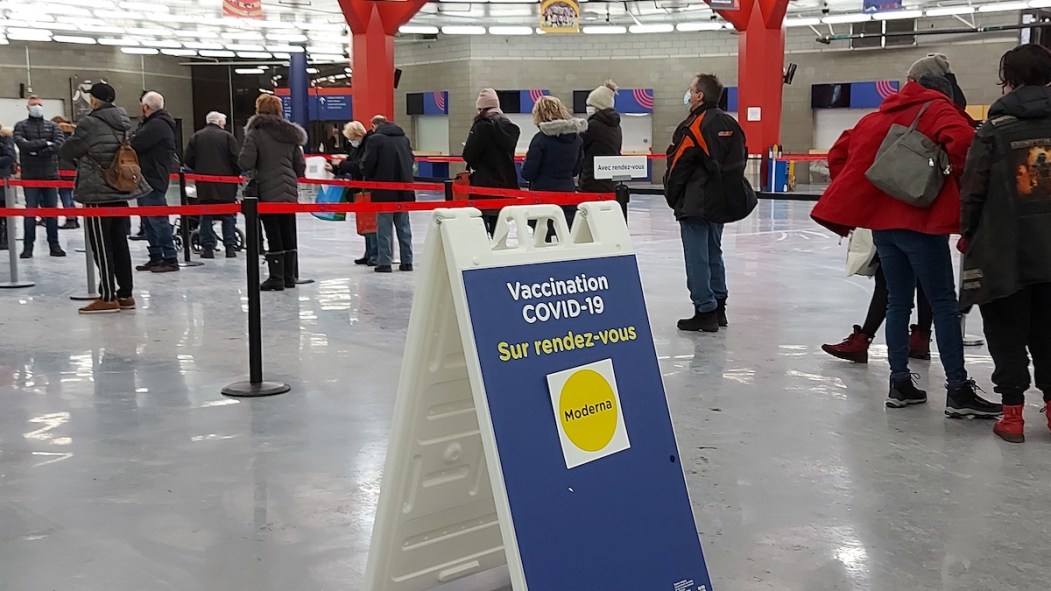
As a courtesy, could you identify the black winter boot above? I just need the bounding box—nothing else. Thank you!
[716,298,728,327]
[283,251,296,288]
[260,252,285,291]
[677,310,720,332]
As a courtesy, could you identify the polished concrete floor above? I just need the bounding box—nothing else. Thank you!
[1,198,1049,591]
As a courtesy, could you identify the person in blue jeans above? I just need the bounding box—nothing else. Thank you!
[812,58,1000,419]
[14,97,66,258]
[362,117,415,273]
[131,91,179,272]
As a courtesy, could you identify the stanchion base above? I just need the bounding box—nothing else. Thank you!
[70,293,100,301]
[75,248,86,253]
[0,281,35,289]
[963,336,985,347]
[295,277,315,285]
[180,260,205,268]
[221,380,291,398]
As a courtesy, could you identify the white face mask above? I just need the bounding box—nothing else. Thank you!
[683,90,692,106]
[586,106,597,116]
[350,139,361,148]
[28,105,44,118]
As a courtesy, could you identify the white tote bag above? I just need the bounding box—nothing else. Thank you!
[845,228,879,277]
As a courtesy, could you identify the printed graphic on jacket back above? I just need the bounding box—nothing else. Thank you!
[1011,138,1051,202]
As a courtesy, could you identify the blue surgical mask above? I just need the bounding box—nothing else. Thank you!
[28,105,44,118]
[350,139,361,148]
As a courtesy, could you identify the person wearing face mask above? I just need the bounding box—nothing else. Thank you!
[14,96,67,258]
[579,81,623,206]
[665,73,756,333]
[958,44,1051,443]
[131,91,179,273]
[462,88,521,236]
[183,111,241,259]
[333,120,377,265]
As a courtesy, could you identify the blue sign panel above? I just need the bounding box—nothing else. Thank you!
[864,0,903,12]
[462,255,712,591]
[850,80,900,108]
[519,88,551,113]
[317,94,352,120]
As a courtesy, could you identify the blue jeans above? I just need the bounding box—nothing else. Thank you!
[23,187,60,248]
[363,233,377,262]
[137,190,178,261]
[59,187,75,210]
[199,214,237,249]
[873,229,967,386]
[680,219,727,313]
[376,212,412,267]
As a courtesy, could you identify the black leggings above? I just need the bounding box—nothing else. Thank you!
[261,213,296,254]
[861,261,933,338]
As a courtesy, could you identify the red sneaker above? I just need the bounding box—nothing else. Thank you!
[994,405,1025,443]
[822,325,872,363]
[909,324,932,360]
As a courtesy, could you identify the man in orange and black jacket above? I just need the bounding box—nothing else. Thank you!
[664,73,756,333]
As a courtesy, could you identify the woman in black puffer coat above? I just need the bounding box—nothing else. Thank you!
[238,94,307,291]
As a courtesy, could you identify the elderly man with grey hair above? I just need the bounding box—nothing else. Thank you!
[131,90,179,272]
[184,110,241,258]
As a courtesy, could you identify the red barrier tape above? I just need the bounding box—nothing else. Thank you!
[56,171,181,180]
[184,173,246,184]
[778,154,829,162]
[297,178,445,192]
[0,204,241,218]
[9,179,76,189]
[451,184,611,200]
[257,194,615,215]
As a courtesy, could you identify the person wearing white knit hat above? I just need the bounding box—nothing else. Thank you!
[580,80,623,201]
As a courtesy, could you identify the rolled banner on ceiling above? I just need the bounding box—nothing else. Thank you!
[223,0,263,19]
[540,0,580,34]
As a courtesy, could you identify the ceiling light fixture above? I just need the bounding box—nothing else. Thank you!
[488,25,533,35]
[237,51,272,59]
[52,35,97,44]
[873,9,923,20]
[98,37,139,46]
[121,46,159,55]
[183,41,224,50]
[225,43,266,51]
[235,67,265,75]
[676,22,725,32]
[199,49,236,58]
[141,39,182,49]
[310,53,346,62]
[6,28,54,41]
[629,23,675,34]
[582,25,627,34]
[398,25,439,35]
[978,1,1029,12]
[441,25,486,35]
[161,48,197,57]
[266,44,305,53]
[924,6,975,16]
[822,13,872,24]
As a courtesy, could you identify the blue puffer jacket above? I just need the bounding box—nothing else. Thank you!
[521,118,587,192]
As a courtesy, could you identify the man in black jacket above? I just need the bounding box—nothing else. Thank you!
[14,96,66,258]
[362,118,415,273]
[131,91,179,273]
[665,73,754,333]
[184,111,240,259]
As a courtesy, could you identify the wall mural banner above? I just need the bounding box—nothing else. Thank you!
[540,0,580,33]
[223,0,263,19]
[863,0,904,12]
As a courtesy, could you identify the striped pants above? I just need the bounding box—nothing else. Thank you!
[85,202,133,302]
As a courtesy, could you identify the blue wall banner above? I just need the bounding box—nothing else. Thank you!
[864,0,904,13]
[461,254,713,591]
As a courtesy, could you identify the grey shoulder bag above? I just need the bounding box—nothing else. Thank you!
[864,102,951,208]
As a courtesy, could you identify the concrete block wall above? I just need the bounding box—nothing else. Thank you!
[395,12,1021,166]
[0,42,193,136]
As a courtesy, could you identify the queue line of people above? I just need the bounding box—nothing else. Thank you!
[814,47,1051,443]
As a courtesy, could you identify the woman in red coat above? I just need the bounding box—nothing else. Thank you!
[812,75,1000,419]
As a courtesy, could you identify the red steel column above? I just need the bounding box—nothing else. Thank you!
[713,0,789,152]
[339,0,428,122]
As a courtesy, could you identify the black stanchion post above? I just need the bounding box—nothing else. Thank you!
[0,179,34,289]
[222,196,290,398]
[444,179,454,202]
[614,183,630,221]
[178,171,204,268]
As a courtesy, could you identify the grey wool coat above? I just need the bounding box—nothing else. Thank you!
[238,114,307,203]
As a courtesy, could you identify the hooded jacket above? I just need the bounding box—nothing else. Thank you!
[333,133,367,181]
[579,108,623,193]
[184,123,241,203]
[362,123,415,203]
[521,118,587,192]
[14,115,65,180]
[59,103,152,203]
[0,128,16,179]
[811,82,975,237]
[663,102,756,223]
[131,108,177,193]
[238,114,307,203]
[463,110,521,192]
[959,85,1051,308]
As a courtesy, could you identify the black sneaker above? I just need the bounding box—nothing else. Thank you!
[677,310,719,333]
[19,249,32,259]
[225,246,237,259]
[887,374,928,408]
[399,263,413,272]
[49,245,67,257]
[374,265,393,273]
[150,261,180,273]
[201,249,215,259]
[354,256,369,265]
[945,380,1003,419]
[136,260,161,271]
